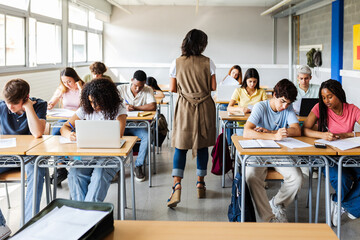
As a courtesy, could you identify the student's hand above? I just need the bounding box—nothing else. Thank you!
[240,107,250,114]
[22,98,35,111]
[322,132,339,141]
[254,127,270,133]
[76,81,82,90]
[274,127,288,140]
[70,132,77,141]
[335,133,347,139]
[47,102,55,110]
[126,104,135,111]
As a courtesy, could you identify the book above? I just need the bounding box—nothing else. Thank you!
[238,139,280,149]
[228,111,245,116]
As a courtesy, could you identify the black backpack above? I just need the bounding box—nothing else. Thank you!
[228,172,256,222]
[306,48,322,68]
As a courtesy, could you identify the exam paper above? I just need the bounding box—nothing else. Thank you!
[221,75,239,85]
[315,137,360,151]
[127,111,143,117]
[0,138,16,148]
[47,108,75,118]
[11,206,108,240]
[277,138,312,149]
[59,136,76,144]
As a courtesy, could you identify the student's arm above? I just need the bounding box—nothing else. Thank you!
[211,75,217,91]
[48,87,62,110]
[227,100,249,113]
[170,78,177,93]
[76,81,83,91]
[23,99,46,138]
[117,114,127,138]
[243,121,288,140]
[60,114,80,141]
[303,112,338,141]
[287,122,301,137]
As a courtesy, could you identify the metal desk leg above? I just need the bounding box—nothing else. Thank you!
[169,92,173,131]
[323,156,331,226]
[17,156,25,226]
[337,156,345,239]
[156,108,159,154]
[152,121,156,174]
[222,120,226,188]
[32,156,42,218]
[120,160,125,220]
[129,151,136,220]
[146,121,152,187]
[216,103,220,136]
[315,166,322,223]
[240,155,250,222]
[309,166,313,223]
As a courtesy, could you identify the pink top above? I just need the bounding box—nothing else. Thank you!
[53,87,81,110]
[311,103,360,134]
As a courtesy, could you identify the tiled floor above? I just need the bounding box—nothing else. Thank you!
[1,139,359,239]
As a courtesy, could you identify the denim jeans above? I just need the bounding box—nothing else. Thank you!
[172,147,209,178]
[326,165,360,218]
[0,209,5,226]
[68,158,118,202]
[25,162,45,223]
[219,104,233,145]
[0,167,14,174]
[124,128,148,167]
[51,120,67,135]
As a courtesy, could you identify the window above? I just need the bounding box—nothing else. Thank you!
[0,0,28,10]
[89,12,103,31]
[0,14,5,66]
[68,29,86,63]
[30,0,62,19]
[88,32,102,62]
[69,4,88,27]
[6,15,25,66]
[29,20,61,66]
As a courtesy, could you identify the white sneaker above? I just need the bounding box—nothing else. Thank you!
[0,225,11,240]
[330,194,345,227]
[269,197,288,223]
[347,211,357,220]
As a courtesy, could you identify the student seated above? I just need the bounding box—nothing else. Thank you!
[292,65,320,114]
[117,70,156,182]
[83,62,111,83]
[146,76,165,99]
[303,79,360,226]
[0,79,47,223]
[0,208,11,240]
[243,79,302,223]
[60,78,126,202]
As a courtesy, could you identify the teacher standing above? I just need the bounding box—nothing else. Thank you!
[167,29,217,208]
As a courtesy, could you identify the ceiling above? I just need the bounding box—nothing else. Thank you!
[107,0,285,7]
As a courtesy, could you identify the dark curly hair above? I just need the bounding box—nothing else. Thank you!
[318,79,346,132]
[273,79,297,103]
[181,29,208,57]
[80,78,122,120]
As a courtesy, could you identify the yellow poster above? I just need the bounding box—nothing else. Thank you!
[354,24,360,70]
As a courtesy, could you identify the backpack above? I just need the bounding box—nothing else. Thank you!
[313,50,322,67]
[155,114,168,147]
[211,133,232,175]
[228,172,256,222]
[306,48,316,68]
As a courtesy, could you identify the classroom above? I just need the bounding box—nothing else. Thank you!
[0,0,359,239]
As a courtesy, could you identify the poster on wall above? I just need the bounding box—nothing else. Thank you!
[354,24,360,70]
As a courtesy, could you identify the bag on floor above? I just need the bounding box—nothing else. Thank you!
[228,172,256,222]
[211,133,232,175]
[155,114,168,147]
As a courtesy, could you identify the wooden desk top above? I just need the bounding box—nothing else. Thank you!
[219,111,250,121]
[158,84,170,92]
[126,111,156,121]
[104,221,337,240]
[330,146,360,156]
[232,136,337,156]
[0,135,53,155]
[26,136,138,157]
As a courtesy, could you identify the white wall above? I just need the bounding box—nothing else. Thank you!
[104,5,290,88]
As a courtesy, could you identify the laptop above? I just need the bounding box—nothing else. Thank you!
[299,98,318,117]
[217,85,237,102]
[75,120,126,149]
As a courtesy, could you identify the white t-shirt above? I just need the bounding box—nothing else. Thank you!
[117,84,156,106]
[169,58,216,78]
[75,102,127,120]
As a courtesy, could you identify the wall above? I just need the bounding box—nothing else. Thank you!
[104,5,290,88]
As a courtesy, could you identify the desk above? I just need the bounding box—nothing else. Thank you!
[104,220,338,240]
[0,135,52,226]
[27,136,138,220]
[231,136,335,225]
[126,111,157,187]
[328,146,360,239]
[215,100,230,135]
[158,85,174,132]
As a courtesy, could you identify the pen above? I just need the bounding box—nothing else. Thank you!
[68,122,75,132]
[125,99,130,104]
[274,121,280,129]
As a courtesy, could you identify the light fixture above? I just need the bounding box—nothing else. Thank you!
[261,0,292,16]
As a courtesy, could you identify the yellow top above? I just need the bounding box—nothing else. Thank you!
[231,88,267,107]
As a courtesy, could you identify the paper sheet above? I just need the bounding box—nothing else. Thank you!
[127,111,143,117]
[59,136,76,144]
[47,108,75,118]
[11,206,108,240]
[315,137,360,151]
[221,75,239,85]
[277,137,312,149]
[0,138,16,148]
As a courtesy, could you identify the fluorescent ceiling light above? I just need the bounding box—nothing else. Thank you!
[261,0,292,16]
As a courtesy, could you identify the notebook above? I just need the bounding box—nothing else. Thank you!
[75,120,126,149]
[217,85,237,101]
[238,139,280,149]
[299,98,318,117]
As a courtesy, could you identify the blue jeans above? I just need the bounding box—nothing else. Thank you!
[0,209,5,226]
[25,162,45,223]
[219,104,233,145]
[172,147,209,178]
[68,158,118,202]
[124,128,148,167]
[326,165,360,218]
[51,120,67,135]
